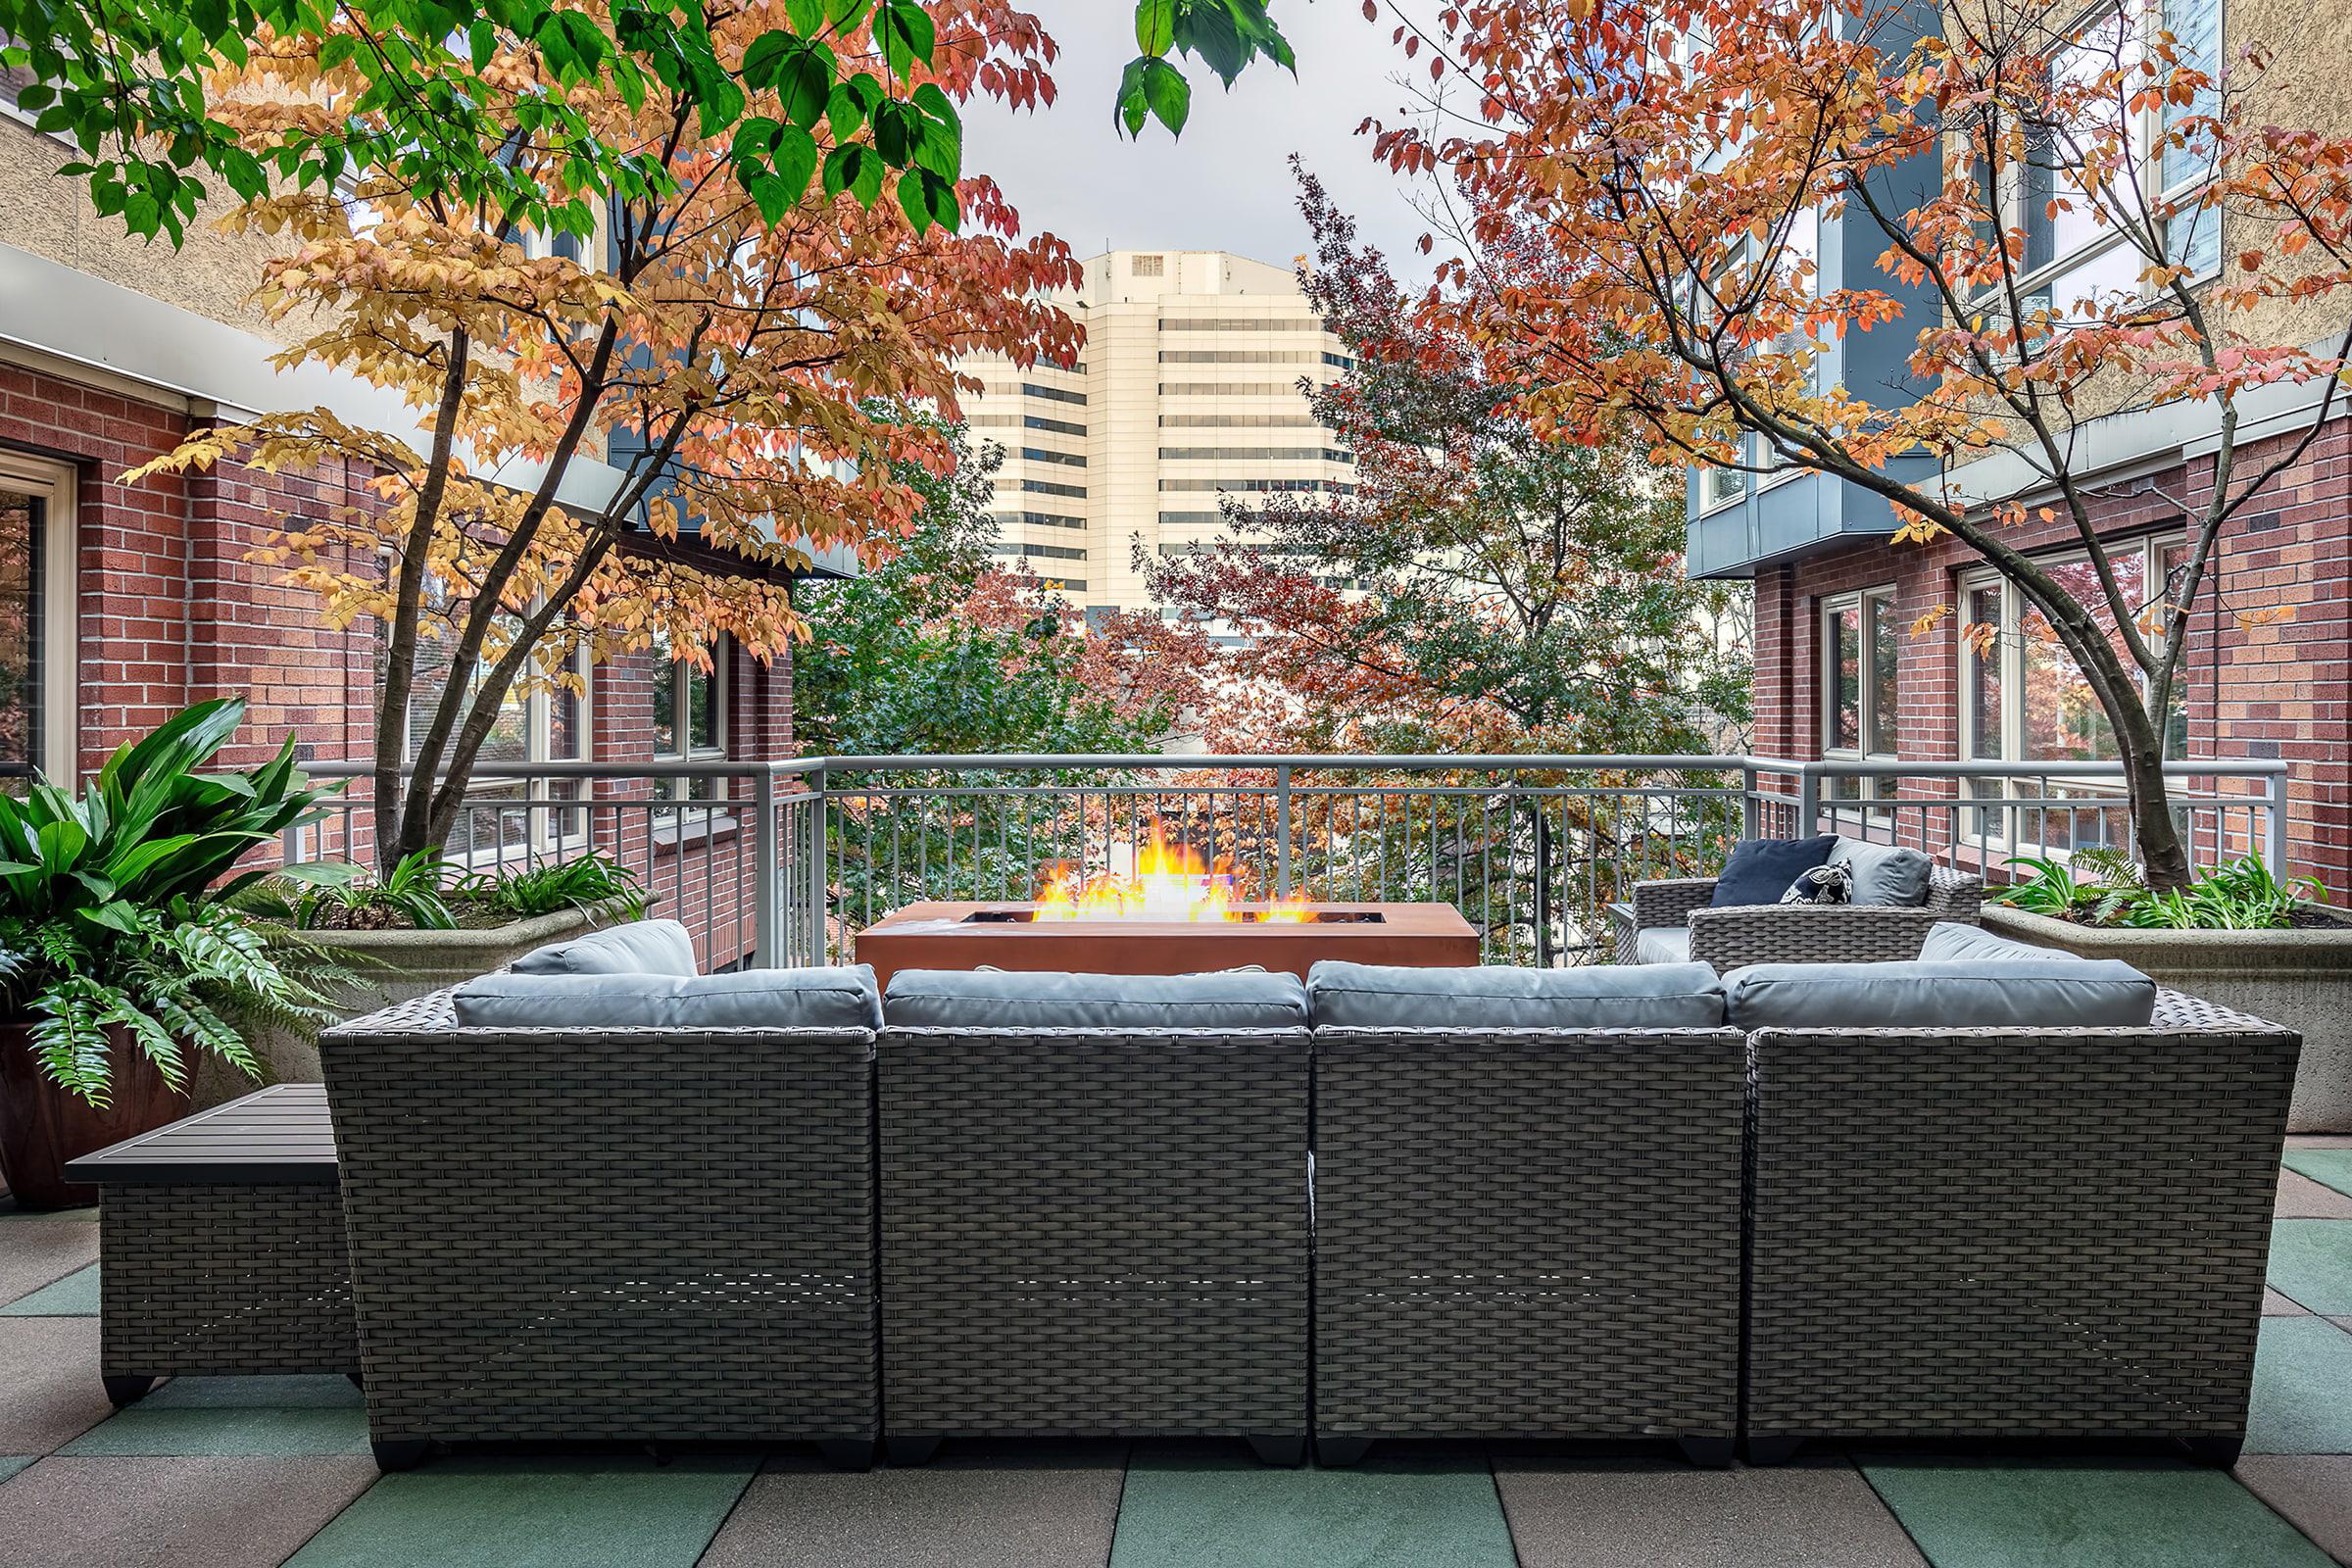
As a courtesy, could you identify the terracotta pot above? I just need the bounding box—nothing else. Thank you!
[0,1021,191,1210]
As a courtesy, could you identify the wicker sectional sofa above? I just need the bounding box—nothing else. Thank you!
[1614,836,1984,971]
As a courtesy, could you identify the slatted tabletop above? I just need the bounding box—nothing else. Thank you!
[63,1084,338,1186]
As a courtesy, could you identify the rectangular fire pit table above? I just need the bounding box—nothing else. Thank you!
[856,901,1480,991]
[63,1084,357,1405]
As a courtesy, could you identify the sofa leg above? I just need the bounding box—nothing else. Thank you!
[102,1374,155,1408]
[886,1435,943,1467]
[1315,1437,1373,1468]
[1247,1434,1305,1468]
[345,1371,367,1393]
[371,1439,430,1472]
[1677,1437,1735,1469]
[818,1438,877,1472]
[2182,1435,2243,1468]
[1742,1437,1803,1467]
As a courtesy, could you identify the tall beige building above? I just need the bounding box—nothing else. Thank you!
[959,249,1356,619]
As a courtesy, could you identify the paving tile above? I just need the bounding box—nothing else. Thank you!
[0,1222,96,1307]
[2285,1151,2352,1201]
[283,1453,758,1568]
[1857,1454,2335,1568]
[1109,1441,1515,1567]
[2249,1317,2352,1455]
[0,1455,30,1484]
[0,1204,100,1223]
[0,1453,376,1567]
[2279,1171,2352,1219]
[2270,1222,2352,1314]
[0,1317,112,1452]
[2268,1288,2313,1316]
[701,1441,1125,1568]
[1494,1453,1928,1568]
[2286,1137,2352,1152]
[63,1374,368,1456]
[0,1261,99,1317]
[2235,1455,2352,1566]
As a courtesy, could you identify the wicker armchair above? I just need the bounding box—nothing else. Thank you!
[879,1023,1310,1464]
[320,990,882,1471]
[1742,989,2298,1465]
[1615,863,1983,970]
[1311,1023,1746,1467]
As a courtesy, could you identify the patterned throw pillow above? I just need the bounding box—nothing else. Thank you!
[1780,862,1854,906]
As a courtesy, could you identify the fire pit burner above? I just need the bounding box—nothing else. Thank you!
[961,907,1386,925]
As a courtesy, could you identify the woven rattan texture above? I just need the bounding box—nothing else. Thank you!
[1743,992,2297,1442]
[1312,1028,1745,1442]
[100,1184,357,1377]
[879,1026,1310,1439]
[1629,864,1984,970]
[322,991,879,1446]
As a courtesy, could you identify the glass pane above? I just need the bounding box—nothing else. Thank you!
[1866,594,1899,756]
[688,662,717,752]
[2158,541,2190,758]
[1965,585,2004,760]
[1828,605,1861,751]
[477,684,529,764]
[2021,550,2145,765]
[549,673,583,761]
[0,490,40,779]
[442,781,529,858]
[650,627,676,756]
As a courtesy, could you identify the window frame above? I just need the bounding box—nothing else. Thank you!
[652,631,730,804]
[405,630,595,868]
[0,450,79,787]
[1819,585,1903,808]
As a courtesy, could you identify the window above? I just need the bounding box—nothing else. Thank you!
[1820,588,1901,801]
[405,616,592,861]
[1132,254,1164,277]
[992,510,1087,530]
[1020,446,1087,466]
[0,453,76,785]
[993,542,1088,562]
[1160,477,1346,493]
[1018,477,1087,499]
[1159,382,1335,396]
[1158,447,1348,463]
[1022,382,1088,406]
[1158,350,1330,365]
[651,627,728,802]
[1160,414,1327,427]
[1157,318,1326,332]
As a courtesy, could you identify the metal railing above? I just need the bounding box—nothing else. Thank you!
[287,753,2295,971]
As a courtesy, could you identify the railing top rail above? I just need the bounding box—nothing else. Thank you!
[811,754,1758,772]
[302,759,822,781]
[1748,756,2289,780]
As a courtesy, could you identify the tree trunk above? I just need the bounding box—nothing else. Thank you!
[2124,744,2193,892]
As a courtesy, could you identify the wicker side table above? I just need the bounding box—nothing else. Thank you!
[64,1084,356,1406]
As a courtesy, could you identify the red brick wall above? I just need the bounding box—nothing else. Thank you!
[1755,417,2352,899]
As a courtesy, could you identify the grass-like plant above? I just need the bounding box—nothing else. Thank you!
[486,855,649,922]
[1993,851,2323,932]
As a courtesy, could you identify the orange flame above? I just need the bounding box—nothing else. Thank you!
[1032,824,1317,923]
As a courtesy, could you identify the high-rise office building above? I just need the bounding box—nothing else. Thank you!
[957,249,1356,619]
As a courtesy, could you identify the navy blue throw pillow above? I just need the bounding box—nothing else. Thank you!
[1711,836,1838,907]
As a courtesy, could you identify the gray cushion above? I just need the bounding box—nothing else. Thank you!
[1918,920,2077,963]
[453,965,882,1031]
[1723,959,2157,1031]
[1831,839,1934,907]
[883,968,1308,1031]
[1634,926,1693,965]
[1307,961,1726,1029]
[510,918,699,977]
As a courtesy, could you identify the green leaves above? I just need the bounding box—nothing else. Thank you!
[1116,0,1295,139]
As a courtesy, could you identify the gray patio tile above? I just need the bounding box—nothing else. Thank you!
[1494,1453,1928,1568]
[700,1441,1125,1568]
[0,1317,111,1452]
[284,1453,758,1568]
[1857,1454,2335,1568]
[2235,1455,2352,1566]
[2284,1151,2352,1200]
[2267,1289,2312,1316]
[0,1453,375,1567]
[62,1374,368,1456]
[1109,1441,1515,1567]
[2269,1222,2352,1313]
[0,1221,95,1307]
[0,1262,99,1316]
[0,1455,31,1484]
[2249,1317,2352,1455]
[2286,1137,2352,1152]
[2279,1171,2352,1219]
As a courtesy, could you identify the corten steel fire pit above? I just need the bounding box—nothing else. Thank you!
[856,901,1479,990]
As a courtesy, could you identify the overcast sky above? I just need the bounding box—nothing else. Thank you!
[961,4,1443,284]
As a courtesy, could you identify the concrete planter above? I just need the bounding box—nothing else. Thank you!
[197,903,642,1106]
[1982,903,2352,1133]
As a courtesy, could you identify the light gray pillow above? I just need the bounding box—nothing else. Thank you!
[882,968,1307,1030]
[1307,960,1726,1029]
[453,965,881,1030]
[1918,921,2078,964]
[1634,926,1693,965]
[1831,838,1934,907]
[510,918,699,977]
[1724,959,2156,1031]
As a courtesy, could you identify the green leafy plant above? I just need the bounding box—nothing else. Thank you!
[486,856,650,922]
[280,849,471,932]
[0,698,351,1104]
[1994,852,2320,932]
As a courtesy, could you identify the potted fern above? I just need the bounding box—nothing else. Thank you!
[0,699,349,1207]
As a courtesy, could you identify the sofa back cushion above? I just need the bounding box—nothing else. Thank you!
[1918,920,2074,963]
[453,965,882,1031]
[1307,960,1726,1029]
[1724,958,2156,1031]
[1832,838,1934,907]
[510,918,699,977]
[883,968,1308,1031]
[1711,836,1838,907]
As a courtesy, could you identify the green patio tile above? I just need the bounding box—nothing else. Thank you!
[0,1262,99,1317]
[2247,1317,2352,1455]
[1109,1442,1516,1568]
[2268,1222,2352,1314]
[62,1375,368,1457]
[283,1453,759,1568]
[2283,1150,2352,1201]
[0,1455,31,1484]
[1857,1455,2335,1568]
